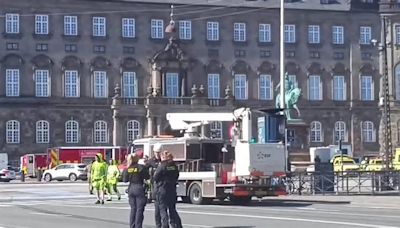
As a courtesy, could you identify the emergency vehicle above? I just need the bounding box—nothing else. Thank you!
[132,108,288,205]
[20,146,128,177]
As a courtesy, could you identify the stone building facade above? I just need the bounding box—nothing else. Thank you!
[0,0,381,164]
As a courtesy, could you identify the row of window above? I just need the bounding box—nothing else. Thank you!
[4,120,140,144]
[310,121,376,143]
[3,120,223,144]
[3,70,375,101]
[3,119,377,144]
[3,13,373,44]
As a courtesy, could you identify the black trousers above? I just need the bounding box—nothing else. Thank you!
[156,191,182,228]
[128,184,147,228]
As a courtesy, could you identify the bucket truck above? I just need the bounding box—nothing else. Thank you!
[132,108,287,205]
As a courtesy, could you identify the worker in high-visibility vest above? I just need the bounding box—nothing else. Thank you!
[91,153,107,204]
[106,159,121,201]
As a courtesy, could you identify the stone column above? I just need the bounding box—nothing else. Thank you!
[151,63,161,97]
[156,117,162,136]
[147,109,154,137]
[111,84,123,146]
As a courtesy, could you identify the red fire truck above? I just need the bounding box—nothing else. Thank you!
[21,146,129,177]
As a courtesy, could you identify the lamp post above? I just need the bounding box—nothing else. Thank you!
[374,16,393,171]
[382,16,393,171]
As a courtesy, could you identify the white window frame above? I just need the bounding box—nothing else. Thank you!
[36,120,50,144]
[208,74,220,99]
[35,69,50,97]
[93,17,106,37]
[288,74,298,88]
[64,16,78,36]
[310,121,323,143]
[332,26,344,44]
[284,24,296,43]
[65,120,79,143]
[259,74,272,100]
[308,25,320,44]
[308,75,322,101]
[207,21,219,41]
[362,121,375,142]
[122,72,138,98]
[233,23,246,42]
[396,26,400,45]
[6,120,20,144]
[333,75,346,101]
[122,18,135,38]
[334,121,347,142]
[127,120,141,142]
[234,74,248,100]
[35,15,49,35]
[165,73,179,98]
[6,69,20,97]
[361,76,374,101]
[64,70,79,98]
[360,26,372,45]
[94,121,108,143]
[210,121,223,139]
[179,20,192,40]
[6,13,19,34]
[151,19,164,39]
[93,71,108,98]
[259,24,271,43]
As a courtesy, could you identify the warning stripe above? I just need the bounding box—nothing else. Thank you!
[50,150,59,167]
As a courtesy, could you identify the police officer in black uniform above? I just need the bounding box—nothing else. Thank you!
[145,143,163,228]
[123,154,150,228]
[153,151,182,228]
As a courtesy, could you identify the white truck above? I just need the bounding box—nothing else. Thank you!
[132,108,288,205]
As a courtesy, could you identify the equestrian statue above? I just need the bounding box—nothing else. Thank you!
[275,73,302,120]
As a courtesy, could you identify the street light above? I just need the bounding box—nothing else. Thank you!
[372,16,393,171]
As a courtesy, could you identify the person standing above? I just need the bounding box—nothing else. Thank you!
[123,154,150,228]
[153,151,182,228]
[86,160,95,195]
[106,159,121,201]
[146,144,162,228]
[91,153,107,204]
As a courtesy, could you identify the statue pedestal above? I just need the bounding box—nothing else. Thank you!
[286,119,309,162]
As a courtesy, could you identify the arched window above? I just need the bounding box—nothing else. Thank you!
[334,121,347,142]
[65,120,79,143]
[6,69,20,97]
[259,74,272,100]
[36,120,49,143]
[35,69,50,97]
[64,70,80,97]
[94,121,108,143]
[127,120,141,142]
[6,120,20,144]
[310,121,322,142]
[210,121,223,139]
[362,121,375,142]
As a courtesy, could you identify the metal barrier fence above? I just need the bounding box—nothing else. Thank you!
[285,171,400,195]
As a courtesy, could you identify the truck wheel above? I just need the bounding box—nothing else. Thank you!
[44,174,52,182]
[189,182,204,205]
[231,196,252,205]
[69,173,77,182]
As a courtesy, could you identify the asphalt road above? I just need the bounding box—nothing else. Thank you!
[0,182,399,228]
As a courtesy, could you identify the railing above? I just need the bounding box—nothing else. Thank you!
[177,159,203,172]
[285,171,400,195]
[121,96,229,107]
